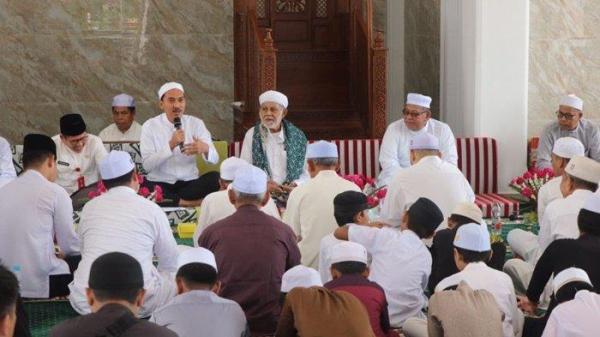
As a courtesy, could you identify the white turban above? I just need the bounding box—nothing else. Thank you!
[259,90,288,108]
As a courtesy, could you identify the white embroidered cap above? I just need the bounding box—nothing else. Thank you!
[406,93,432,109]
[112,93,135,108]
[281,265,322,292]
[99,151,135,180]
[158,82,184,100]
[559,94,583,111]
[259,90,289,108]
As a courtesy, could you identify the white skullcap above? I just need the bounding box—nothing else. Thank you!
[330,241,368,265]
[99,151,135,180]
[582,192,600,214]
[306,140,338,159]
[177,247,218,272]
[559,94,583,111]
[565,156,600,184]
[112,93,135,108]
[220,157,249,181]
[454,223,491,252]
[406,93,432,109]
[553,267,591,294]
[451,202,484,224]
[232,165,267,194]
[552,137,585,159]
[158,82,184,100]
[409,133,440,151]
[259,90,289,108]
[281,265,322,292]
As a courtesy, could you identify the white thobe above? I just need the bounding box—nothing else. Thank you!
[52,134,107,195]
[0,170,79,298]
[318,232,344,283]
[0,136,16,189]
[537,176,562,221]
[68,186,179,317]
[435,262,524,337]
[192,188,281,247]
[140,113,218,184]
[542,290,600,337]
[378,119,458,187]
[99,121,142,142]
[379,155,475,227]
[283,170,361,268]
[240,126,309,184]
[349,226,430,327]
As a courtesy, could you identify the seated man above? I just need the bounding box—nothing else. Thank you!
[0,134,80,298]
[280,265,323,295]
[536,94,600,169]
[51,252,176,337]
[150,247,249,337]
[240,90,309,192]
[69,151,178,317]
[99,93,142,142]
[193,156,280,245]
[140,82,220,207]
[378,93,457,187]
[334,197,444,328]
[0,135,16,189]
[53,113,107,195]
[0,264,19,337]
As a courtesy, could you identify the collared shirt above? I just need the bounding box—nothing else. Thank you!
[318,232,344,283]
[69,186,178,317]
[240,126,309,184]
[349,226,431,327]
[0,136,16,188]
[52,134,107,195]
[435,262,523,337]
[140,113,218,184]
[537,176,562,221]
[199,205,301,335]
[99,121,142,142]
[150,290,249,337]
[378,118,458,187]
[379,155,475,227]
[542,290,600,337]
[283,170,361,268]
[536,119,600,169]
[0,170,79,298]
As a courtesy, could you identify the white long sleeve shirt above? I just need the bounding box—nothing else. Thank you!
[542,290,600,337]
[318,232,344,283]
[99,121,142,142]
[0,136,16,188]
[141,114,218,184]
[435,262,524,337]
[537,176,562,221]
[378,119,458,187]
[52,134,107,195]
[0,170,79,298]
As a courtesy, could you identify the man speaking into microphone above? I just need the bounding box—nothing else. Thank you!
[140,82,220,207]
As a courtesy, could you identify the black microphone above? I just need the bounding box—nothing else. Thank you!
[173,117,184,150]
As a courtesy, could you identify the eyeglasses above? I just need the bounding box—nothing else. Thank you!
[403,109,426,118]
[556,111,578,120]
[65,134,88,146]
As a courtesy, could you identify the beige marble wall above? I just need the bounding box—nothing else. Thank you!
[0,0,234,144]
[529,0,600,137]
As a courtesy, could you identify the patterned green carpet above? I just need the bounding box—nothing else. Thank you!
[24,300,79,337]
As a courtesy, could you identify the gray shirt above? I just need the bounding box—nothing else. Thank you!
[150,290,249,337]
[537,119,600,169]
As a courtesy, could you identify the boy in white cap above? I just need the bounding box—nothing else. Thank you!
[283,140,361,268]
[192,157,280,246]
[536,94,600,169]
[380,132,474,227]
[240,90,309,192]
[69,150,179,317]
[378,93,458,187]
[99,93,142,142]
[140,82,220,207]
[280,265,323,294]
[150,247,248,337]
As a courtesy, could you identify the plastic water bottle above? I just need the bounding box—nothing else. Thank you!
[11,265,22,285]
[491,202,503,237]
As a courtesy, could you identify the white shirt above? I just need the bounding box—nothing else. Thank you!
[0,170,79,298]
[380,156,475,227]
[240,126,309,184]
[52,134,107,195]
[0,136,16,188]
[69,186,179,316]
[349,226,430,327]
[378,119,458,187]
[192,188,281,247]
[435,262,523,337]
[318,232,344,283]
[99,121,142,142]
[537,176,562,221]
[542,290,600,337]
[283,170,361,268]
[141,113,218,184]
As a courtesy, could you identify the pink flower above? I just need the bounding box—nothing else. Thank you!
[344,174,365,190]
[523,172,532,180]
[136,174,144,185]
[87,191,98,199]
[154,185,163,194]
[365,176,376,186]
[367,196,379,208]
[543,168,554,178]
[521,187,533,198]
[154,187,164,202]
[97,181,107,193]
[376,188,387,199]
[139,187,150,197]
[515,177,524,185]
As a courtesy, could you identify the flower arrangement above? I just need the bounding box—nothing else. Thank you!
[342,174,387,207]
[87,174,164,203]
[509,167,554,202]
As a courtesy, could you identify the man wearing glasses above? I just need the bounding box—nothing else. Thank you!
[52,113,107,195]
[377,93,457,187]
[536,94,600,169]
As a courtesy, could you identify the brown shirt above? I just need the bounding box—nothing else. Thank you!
[199,204,301,335]
[275,287,376,337]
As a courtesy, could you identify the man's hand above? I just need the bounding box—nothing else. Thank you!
[169,129,185,150]
[268,180,284,194]
[183,136,209,156]
[517,296,538,315]
[281,182,297,193]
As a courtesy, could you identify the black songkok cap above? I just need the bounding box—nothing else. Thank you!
[23,134,56,157]
[408,197,444,234]
[334,191,370,216]
[89,252,143,290]
[59,113,87,136]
